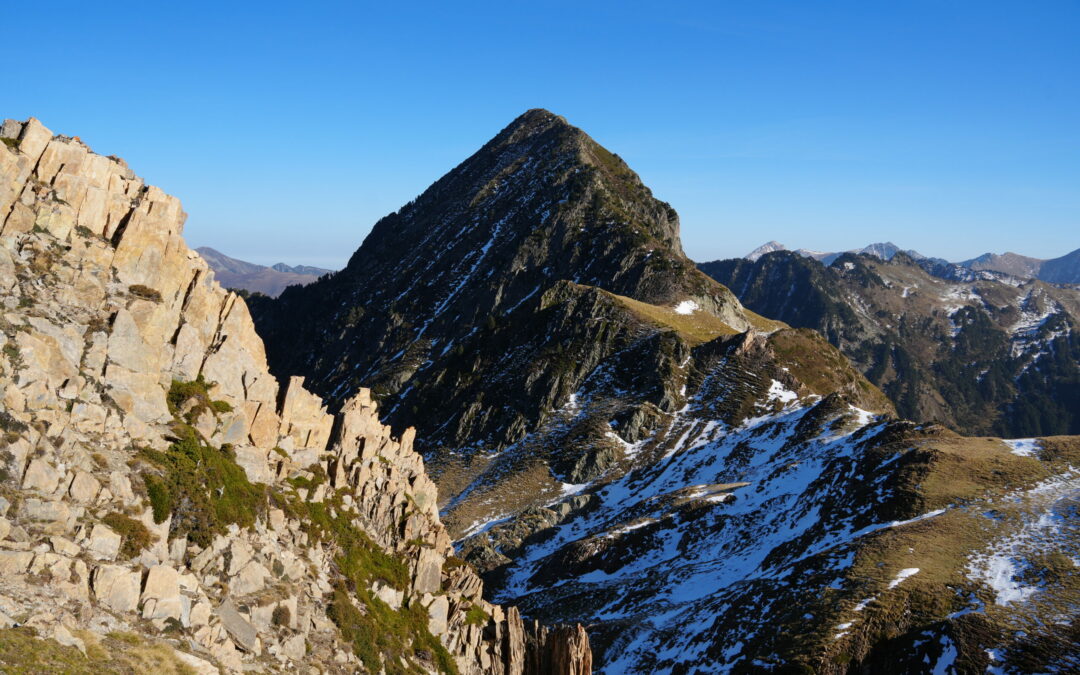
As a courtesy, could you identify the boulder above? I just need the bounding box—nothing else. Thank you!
[140,564,182,620]
[230,560,269,595]
[428,594,449,636]
[86,523,122,560]
[215,598,260,654]
[92,564,141,612]
[21,458,60,493]
[67,471,100,503]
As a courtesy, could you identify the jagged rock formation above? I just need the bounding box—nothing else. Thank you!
[0,117,589,673]
[195,246,332,298]
[699,250,1080,437]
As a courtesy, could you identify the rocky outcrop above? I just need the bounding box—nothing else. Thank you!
[0,117,589,673]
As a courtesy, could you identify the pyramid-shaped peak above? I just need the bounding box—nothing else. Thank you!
[491,108,581,148]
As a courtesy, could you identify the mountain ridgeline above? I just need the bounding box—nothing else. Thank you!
[194,246,332,298]
[251,109,756,452]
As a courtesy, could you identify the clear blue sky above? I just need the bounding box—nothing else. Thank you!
[6,1,1078,268]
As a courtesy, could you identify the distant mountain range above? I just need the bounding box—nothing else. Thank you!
[961,248,1080,284]
[745,240,936,266]
[743,240,1080,284]
[195,247,334,297]
[701,249,1080,437]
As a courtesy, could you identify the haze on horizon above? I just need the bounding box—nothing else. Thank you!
[5,0,1077,269]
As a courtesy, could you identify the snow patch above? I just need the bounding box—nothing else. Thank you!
[560,482,590,496]
[888,567,920,589]
[674,300,699,315]
[767,380,798,404]
[1003,438,1040,458]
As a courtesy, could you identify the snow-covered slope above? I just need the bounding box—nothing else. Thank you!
[468,365,1080,672]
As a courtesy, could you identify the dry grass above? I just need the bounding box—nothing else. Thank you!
[821,433,1080,665]
[768,328,895,413]
[0,627,200,674]
[744,308,787,333]
[604,291,740,345]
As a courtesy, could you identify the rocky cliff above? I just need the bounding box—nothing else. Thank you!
[0,117,590,673]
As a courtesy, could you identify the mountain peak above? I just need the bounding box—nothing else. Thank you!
[745,240,787,261]
[255,111,754,437]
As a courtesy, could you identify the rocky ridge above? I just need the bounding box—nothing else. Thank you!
[250,109,790,564]
[0,117,590,673]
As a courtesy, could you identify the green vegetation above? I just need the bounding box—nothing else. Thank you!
[0,627,197,674]
[273,482,454,674]
[144,474,171,523]
[166,375,233,422]
[328,584,458,675]
[102,512,157,559]
[286,463,327,492]
[128,284,163,302]
[137,425,267,547]
[464,604,489,626]
[295,493,408,590]
[3,342,23,370]
[1,137,19,150]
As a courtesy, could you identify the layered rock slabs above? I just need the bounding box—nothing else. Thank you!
[0,117,589,673]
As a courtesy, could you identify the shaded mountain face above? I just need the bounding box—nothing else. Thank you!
[699,251,1080,437]
[251,109,754,454]
[195,246,331,297]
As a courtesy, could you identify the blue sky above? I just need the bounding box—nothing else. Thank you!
[5,1,1078,268]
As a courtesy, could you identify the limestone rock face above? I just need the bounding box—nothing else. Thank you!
[0,118,590,674]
